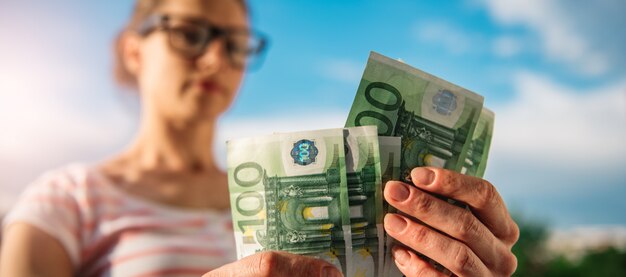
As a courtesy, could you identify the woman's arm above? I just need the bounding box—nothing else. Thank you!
[1,223,73,277]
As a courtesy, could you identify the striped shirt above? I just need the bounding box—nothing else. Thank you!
[3,164,236,277]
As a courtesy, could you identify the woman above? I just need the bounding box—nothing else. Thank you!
[0,0,519,276]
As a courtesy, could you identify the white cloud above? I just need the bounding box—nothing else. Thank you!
[319,59,364,83]
[492,36,523,58]
[490,71,626,169]
[482,0,613,76]
[414,21,477,55]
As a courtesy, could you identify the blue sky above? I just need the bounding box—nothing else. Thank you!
[1,0,625,229]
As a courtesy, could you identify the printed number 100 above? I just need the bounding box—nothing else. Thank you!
[233,162,265,244]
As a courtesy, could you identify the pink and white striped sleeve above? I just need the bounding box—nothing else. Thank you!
[3,169,82,268]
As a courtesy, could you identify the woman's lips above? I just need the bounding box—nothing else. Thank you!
[199,80,222,94]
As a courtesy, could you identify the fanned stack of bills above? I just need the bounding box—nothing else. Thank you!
[227,51,494,276]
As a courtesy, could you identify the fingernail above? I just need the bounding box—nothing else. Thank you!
[411,167,434,186]
[388,182,409,201]
[392,247,410,266]
[322,266,343,277]
[384,214,407,233]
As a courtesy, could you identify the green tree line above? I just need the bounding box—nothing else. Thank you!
[512,215,626,276]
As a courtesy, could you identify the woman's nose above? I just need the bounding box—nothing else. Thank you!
[196,38,229,71]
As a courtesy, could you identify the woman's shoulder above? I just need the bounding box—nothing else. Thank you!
[23,163,109,196]
[2,163,104,267]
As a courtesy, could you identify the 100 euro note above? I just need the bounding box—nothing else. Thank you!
[227,128,353,275]
[378,136,452,276]
[345,51,485,275]
[343,126,384,277]
[345,51,484,180]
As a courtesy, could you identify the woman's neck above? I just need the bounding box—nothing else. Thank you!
[99,111,230,210]
[125,112,220,175]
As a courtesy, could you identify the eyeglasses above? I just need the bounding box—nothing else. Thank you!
[137,14,268,69]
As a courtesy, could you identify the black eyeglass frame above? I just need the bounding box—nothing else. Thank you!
[136,13,268,70]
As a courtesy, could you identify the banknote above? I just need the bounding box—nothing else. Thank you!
[463,108,494,178]
[378,136,401,188]
[343,126,384,277]
[377,136,404,277]
[227,129,353,275]
[345,51,484,181]
[378,136,402,222]
[346,51,485,275]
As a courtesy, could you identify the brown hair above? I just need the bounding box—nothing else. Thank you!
[113,0,248,89]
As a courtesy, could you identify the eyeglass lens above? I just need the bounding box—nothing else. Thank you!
[166,18,264,68]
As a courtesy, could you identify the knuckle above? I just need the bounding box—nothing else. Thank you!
[457,210,481,241]
[413,192,436,215]
[445,170,468,196]
[400,252,435,277]
[409,224,431,246]
[412,261,434,277]
[476,180,498,208]
[440,168,456,185]
[451,245,476,276]
[256,252,280,276]
[434,168,452,186]
[300,259,327,276]
[416,261,445,277]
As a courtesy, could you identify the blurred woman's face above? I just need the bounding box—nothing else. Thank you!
[133,0,248,123]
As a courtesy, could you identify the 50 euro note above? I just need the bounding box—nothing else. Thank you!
[227,128,354,275]
[343,126,384,277]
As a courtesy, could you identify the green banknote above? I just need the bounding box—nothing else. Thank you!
[378,136,401,187]
[345,51,484,181]
[345,51,485,276]
[343,126,384,277]
[377,136,404,277]
[227,129,353,274]
[463,108,494,178]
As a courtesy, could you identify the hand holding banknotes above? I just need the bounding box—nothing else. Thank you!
[384,167,519,276]
[205,251,343,277]
[226,52,518,276]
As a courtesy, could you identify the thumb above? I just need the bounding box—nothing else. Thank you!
[203,251,342,277]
